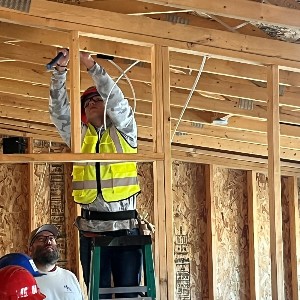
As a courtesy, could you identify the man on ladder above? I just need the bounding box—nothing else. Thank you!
[49,49,148,299]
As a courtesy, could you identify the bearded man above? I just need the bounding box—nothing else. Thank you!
[28,224,83,300]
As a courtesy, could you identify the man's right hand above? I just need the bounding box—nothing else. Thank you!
[56,48,69,71]
[80,51,95,70]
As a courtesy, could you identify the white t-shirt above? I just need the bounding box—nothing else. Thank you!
[36,266,83,300]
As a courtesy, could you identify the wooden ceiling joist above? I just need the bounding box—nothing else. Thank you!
[67,0,191,15]
[138,0,300,29]
[1,0,300,69]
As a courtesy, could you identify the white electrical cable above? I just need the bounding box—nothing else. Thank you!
[103,60,140,130]
[233,21,251,30]
[108,60,138,114]
[171,55,208,142]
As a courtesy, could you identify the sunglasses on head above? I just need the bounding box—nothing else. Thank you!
[83,96,103,109]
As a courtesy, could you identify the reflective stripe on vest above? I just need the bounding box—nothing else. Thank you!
[72,177,138,190]
[72,124,140,204]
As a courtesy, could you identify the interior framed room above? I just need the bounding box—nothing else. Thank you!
[0,1,299,299]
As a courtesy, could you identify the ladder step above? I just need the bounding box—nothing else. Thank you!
[99,286,148,294]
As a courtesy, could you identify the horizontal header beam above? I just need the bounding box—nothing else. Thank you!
[0,152,164,163]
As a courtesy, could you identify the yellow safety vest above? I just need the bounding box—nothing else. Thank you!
[72,124,140,204]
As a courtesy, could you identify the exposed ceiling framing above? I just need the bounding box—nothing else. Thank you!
[1,2,300,299]
[0,0,300,167]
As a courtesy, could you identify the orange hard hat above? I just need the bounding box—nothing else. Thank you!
[81,86,102,124]
[0,265,46,299]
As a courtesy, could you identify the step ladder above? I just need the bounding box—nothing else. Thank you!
[88,235,156,300]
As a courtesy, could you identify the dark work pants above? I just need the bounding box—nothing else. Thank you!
[80,228,142,299]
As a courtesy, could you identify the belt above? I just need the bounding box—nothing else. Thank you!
[81,228,140,238]
[81,209,137,221]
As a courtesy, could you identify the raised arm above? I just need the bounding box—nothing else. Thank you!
[49,49,71,147]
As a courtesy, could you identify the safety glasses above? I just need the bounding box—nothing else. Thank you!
[34,235,56,244]
[83,96,103,109]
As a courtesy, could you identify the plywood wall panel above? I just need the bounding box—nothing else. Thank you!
[213,167,249,300]
[34,163,50,226]
[0,164,29,255]
[137,163,154,225]
[256,173,272,299]
[172,161,207,300]
[33,141,52,226]
[49,163,67,268]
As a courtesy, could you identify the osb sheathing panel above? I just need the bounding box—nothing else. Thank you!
[33,141,51,226]
[172,161,208,300]
[0,164,29,255]
[256,173,272,299]
[281,177,292,300]
[213,167,249,300]
[34,163,51,226]
[137,163,154,225]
